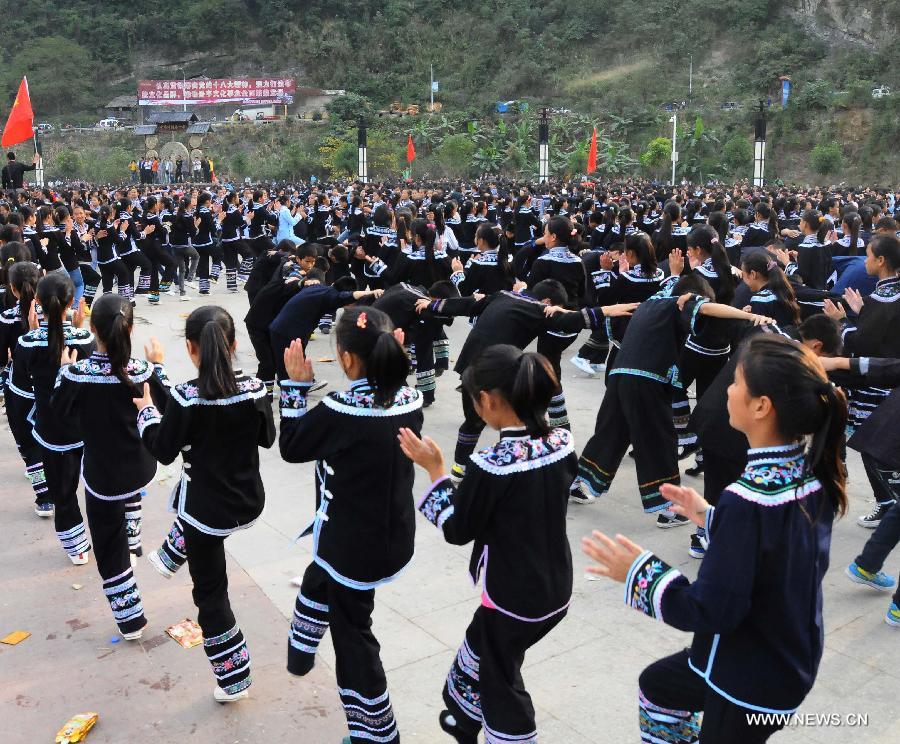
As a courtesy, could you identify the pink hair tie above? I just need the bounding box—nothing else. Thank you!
[710,236,719,244]
[767,260,777,271]
[570,228,578,236]
[356,312,368,329]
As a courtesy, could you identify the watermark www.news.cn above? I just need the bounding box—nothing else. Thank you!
[747,712,870,728]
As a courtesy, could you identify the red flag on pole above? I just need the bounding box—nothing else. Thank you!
[587,127,598,173]
[2,77,35,148]
[406,134,416,163]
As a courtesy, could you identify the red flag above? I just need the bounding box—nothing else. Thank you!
[2,77,35,148]
[587,127,598,173]
[406,134,416,163]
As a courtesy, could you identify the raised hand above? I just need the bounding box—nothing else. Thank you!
[144,337,164,364]
[132,381,153,411]
[581,530,643,583]
[843,287,864,315]
[823,298,846,321]
[397,427,446,481]
[72,298,87,329]
[284,339,314,382]
[660,483,710,527]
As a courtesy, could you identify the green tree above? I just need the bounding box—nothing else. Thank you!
[326,93,374,124]
[54,149,82,178]
[810,142,844,176]
[640,137,672,178]
[230,151,250,178]
[435,133,476,176]
[722,135,753,176]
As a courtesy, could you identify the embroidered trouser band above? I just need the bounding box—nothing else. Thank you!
[455,388,486,465]
[87,495,147,634]
[289,562,398,742]
[638,649,785,744]
[43,447,91,556]
[181,522,251,693]
[124,494,143,554]
[444,606,564,744]
[4,392,46,505]
[155,518,187,574]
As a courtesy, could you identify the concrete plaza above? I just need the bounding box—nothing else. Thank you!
[1,288,899,743]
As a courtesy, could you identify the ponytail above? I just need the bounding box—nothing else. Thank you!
[659,201,680,255]
[756,202,779,235]
[739,335,848,517]
[688,224,735,304]
[411,218,439,284]
[336,307,410,407]
[185,306,238,399]
[8,261,39,320]
[36,272,75,366]
[89,293,136,392]
[625,232,657,276]
[842,212,861,255]
[461,345,558,438]
[742,251,801,325]
[801,209,829,243]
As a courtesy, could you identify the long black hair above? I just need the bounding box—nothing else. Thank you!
[624,232,657,276]
[36,272,75,366]
[658,200,681,254]
[755,202,779,235]
[461,344,559,437]
[687,224,735,304]
[546,215,576,249]
[840,212,862,255]
[741,251,801,325]
[869,233,900,272]
[335,306,410,407]
[90,293,137,392]
[738,335,848,517]
[8,260,39,319]
[477,222,512,282]
[410,218,439,284]
[801,209,830,243]
[185,305,238,399]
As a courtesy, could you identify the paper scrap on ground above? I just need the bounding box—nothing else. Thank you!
[0,630,30,645]
[166,619,203,648]
[55,712,98,743]
[317,357,335,362]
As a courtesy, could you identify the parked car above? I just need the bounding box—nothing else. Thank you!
[872,85,892,99]
[34,122,54,133]
[96,118,121,130]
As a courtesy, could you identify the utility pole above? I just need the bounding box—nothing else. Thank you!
[670,113,678,186]
[430,64,434,111]
[689,54,693,97]
[753,100,767,188]
[538,108,550,183]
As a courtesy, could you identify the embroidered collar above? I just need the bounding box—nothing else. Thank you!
[322,384,423,417]
[799,234,822,247]
[499,426,529,440]
[171,375,267,406]
[470,427,573,476]
[539,247,580,263]
[837,235,865,248]
[696,257,717,278]
[726,443,821,507]
[62,354,155,384]
[624,266,665,282]
[871,275,900,302]
[750,220,770,231]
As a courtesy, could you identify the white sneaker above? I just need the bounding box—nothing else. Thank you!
[590,362,607,375]
[569,480,596,504]
[570,355,600,377]
[147,550,174,579]
[214,686,249,703]
[130,552,137,568]
[289,575,304,587]
[122,628,143,641]
[69,552,90,566]
[180,293,191,302]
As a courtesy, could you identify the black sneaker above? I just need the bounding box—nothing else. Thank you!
[858,501,896,529]
[689,531,708,559]
[438,710,477,744]
[656,510,690,528]
[678,442,699,460]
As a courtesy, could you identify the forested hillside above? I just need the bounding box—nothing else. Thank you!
[5,1,900,182]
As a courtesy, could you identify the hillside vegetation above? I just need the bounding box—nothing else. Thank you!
[5,1,900,182]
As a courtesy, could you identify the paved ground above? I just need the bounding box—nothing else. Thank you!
[2,287,899,743]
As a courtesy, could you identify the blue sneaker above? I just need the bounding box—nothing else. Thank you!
[34,502,54,518]
[845,562,897,592]
[886,603,900,627]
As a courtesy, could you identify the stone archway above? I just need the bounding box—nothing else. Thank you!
[159,140,191,164]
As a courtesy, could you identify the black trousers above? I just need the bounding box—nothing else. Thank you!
[575,375,680,512]
[85,496,146,634]
[856,463,900,605]
[142,242,177,293]
[121,250,152,295]
[4,391,47,505]
[42,446,90,556]
[673,349,728,449]
[576,325,609,364]
[79,264,102,305]
[862,452,900,506]
[288,561,399,743]
[222,239,253,290]
[248,326,276,391]
[639,650,784,743]
[454,385,485,469]
[446,606,565,741]
[180,521,251,694]
[99,259,131,296]
[194,243,223,293]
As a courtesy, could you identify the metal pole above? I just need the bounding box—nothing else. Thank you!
[179,68,186,112]
[538,108,549,183]
[33,133,44,188]
[358,119,368,183]
[670,113,677,186]
[430,64,434,111]
[689,54,693,96]
[753,100,766,188]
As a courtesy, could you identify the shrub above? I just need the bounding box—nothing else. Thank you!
[810,142,844,175]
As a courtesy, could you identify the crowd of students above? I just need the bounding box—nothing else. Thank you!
[3,169,900,743]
